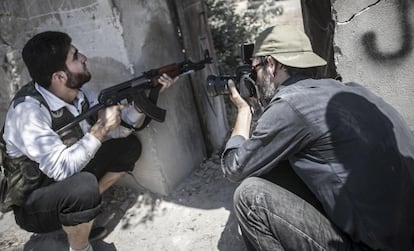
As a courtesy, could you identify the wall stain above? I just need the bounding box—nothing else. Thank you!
[362,0,412,62]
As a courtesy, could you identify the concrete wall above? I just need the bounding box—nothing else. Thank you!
[174,0,229,155]
[333,0,414,130]
[0,0,225,195]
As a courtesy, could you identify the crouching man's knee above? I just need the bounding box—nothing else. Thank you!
[233,177,266,212]
[59,172,102,226]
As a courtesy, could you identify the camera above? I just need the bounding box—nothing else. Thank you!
[206,43,257,98]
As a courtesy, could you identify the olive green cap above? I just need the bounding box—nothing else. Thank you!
[253,25,327,68]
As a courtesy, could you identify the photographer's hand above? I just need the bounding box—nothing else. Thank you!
[228,80,252,139]
[228,80,249,110]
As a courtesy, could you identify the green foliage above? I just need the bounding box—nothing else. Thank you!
[205,0,288,75]
[205,0,257,75]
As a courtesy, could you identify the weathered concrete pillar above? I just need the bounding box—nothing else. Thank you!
[172,0,229,155]
[0,0,217,194]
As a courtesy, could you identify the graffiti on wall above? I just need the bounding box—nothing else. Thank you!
[362,0,412,62]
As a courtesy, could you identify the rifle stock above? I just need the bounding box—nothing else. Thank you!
[145,63,181,86]
[56,50,212,134]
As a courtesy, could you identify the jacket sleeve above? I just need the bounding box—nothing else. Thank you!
[221,99,312,182]
[106,104,146,139]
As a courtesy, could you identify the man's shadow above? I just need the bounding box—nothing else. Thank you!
[326,90,414,250]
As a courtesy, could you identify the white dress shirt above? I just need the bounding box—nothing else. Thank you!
[3,83,145,181]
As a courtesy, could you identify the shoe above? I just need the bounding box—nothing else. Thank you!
[89,226,108,242]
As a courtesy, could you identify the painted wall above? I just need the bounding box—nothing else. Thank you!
[333,0,414,130]
[0,0,226,194]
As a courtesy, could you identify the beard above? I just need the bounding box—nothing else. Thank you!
[65,69,91,89]
[257,71,277,107]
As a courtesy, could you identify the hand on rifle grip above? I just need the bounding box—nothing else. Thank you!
[98,105,125,131]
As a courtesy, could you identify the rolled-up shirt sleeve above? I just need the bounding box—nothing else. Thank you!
[81,88,146,139]
[221,98,312,182]
[106,104,146,138]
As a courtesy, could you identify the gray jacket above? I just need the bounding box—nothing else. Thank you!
[222,76,414,250]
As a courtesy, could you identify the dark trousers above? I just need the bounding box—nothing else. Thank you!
[234,162,371,251]
[13,134,141,233]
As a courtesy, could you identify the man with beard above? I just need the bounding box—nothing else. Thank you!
[2,31,176,251]
[221,25,414,250]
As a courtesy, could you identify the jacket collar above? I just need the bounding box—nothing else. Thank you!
[281,75,309,87]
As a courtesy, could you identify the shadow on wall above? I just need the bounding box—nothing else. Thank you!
[362,0,413,62]
[326,92,414,250]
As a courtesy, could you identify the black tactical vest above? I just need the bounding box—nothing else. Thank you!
[0,82,96,211]
[12,81,96,145]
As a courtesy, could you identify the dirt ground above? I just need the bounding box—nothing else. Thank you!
[0,156,247,251]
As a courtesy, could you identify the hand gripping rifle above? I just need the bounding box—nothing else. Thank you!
[56,50,212,134]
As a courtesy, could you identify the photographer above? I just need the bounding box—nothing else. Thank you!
[221,25,414,250]
[1,31,177,251]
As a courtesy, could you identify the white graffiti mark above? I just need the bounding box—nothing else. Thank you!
[336,0,382,25]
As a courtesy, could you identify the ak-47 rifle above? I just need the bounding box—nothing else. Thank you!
[56,50,212,134]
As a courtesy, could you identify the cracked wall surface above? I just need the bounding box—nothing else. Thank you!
[333,0,414,130]
[0,0,223,194]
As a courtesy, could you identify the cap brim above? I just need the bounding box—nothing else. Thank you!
[272,51,327,68]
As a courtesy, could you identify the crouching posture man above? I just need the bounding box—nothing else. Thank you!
[221,25,414,250]
[1,31,177,251]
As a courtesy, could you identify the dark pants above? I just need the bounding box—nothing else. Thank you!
[234,162,371,251]
[13,134,141,233]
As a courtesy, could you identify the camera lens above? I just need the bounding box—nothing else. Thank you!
[206,75,232,96]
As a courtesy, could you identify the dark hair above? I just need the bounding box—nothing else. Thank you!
[22,31,72,88]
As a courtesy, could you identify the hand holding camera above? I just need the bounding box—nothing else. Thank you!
[228,80,250,111]
[206,43,257,99]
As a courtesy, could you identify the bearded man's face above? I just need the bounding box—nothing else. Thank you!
[257,69,277,106]
[64,45,91,89]
[65,68,91,89]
